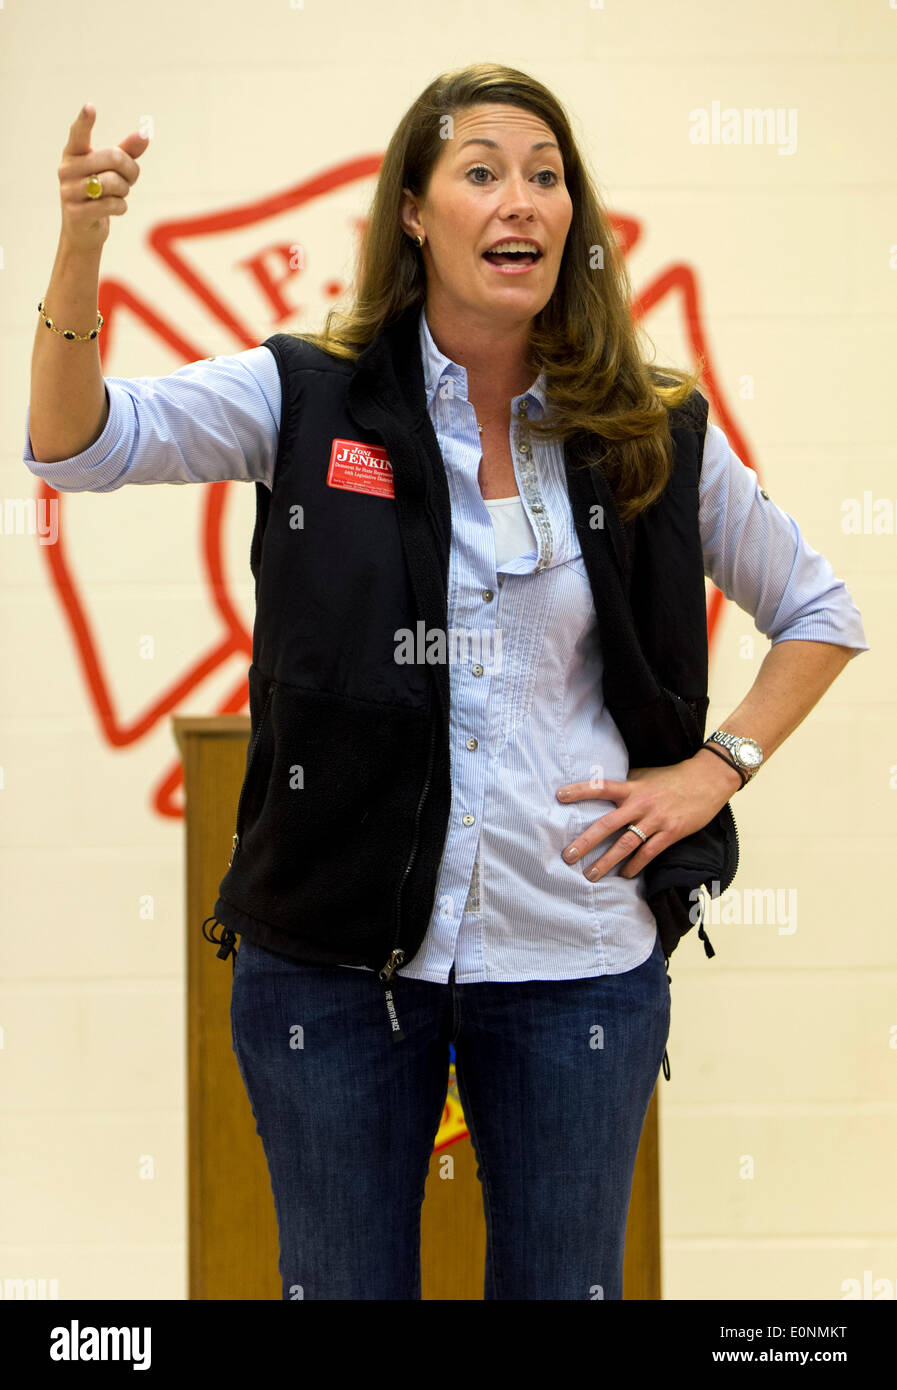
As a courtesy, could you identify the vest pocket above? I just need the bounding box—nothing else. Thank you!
[219,674,437,958]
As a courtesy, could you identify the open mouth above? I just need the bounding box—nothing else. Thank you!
[482,248,542,267]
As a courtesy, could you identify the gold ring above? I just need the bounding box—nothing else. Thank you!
[85,175,104,200]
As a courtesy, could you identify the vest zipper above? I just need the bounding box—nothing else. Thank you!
[202,681,277,968]
[228,678,276,869]
[696,793,741,960]
[663,684,747,959]
[378,716,438,1043]
[657,685,739,1080]
[725,801,740,883]
[662,949,672,1081]
[697,803,739,959]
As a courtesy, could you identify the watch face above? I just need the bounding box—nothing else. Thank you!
[739,740,763,768]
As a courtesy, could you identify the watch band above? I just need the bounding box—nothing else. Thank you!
[707,729,763,780]
[700,740,748,788]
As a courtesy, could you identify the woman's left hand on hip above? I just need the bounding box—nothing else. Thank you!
[555,754,740,882]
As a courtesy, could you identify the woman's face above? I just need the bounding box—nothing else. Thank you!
[401,103,574,331]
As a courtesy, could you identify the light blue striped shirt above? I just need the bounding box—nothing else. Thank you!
[23,309,869,982]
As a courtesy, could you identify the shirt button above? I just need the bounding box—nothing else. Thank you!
[472,663,484,677]
[466,736,479,750]
[462,813,475,826]
[760,488,770,500]
[482,589,494,602]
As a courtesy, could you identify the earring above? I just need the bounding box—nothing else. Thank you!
[414,234,423,247]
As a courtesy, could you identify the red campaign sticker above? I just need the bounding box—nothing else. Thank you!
[326,437,395,498]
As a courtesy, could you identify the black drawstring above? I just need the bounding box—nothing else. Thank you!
[201,915,238,972]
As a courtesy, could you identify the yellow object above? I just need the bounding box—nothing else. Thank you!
[434,1062,469,1152]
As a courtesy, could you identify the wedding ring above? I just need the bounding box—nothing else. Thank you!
[625,823,648,843]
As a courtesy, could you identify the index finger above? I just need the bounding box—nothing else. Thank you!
[556,778,625,800]
[63,103,96,159]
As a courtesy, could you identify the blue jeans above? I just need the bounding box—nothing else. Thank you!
[229,930,670,1300]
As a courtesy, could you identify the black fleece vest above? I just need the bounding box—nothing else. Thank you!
[206,303,738,981]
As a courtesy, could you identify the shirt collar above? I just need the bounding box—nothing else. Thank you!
[417,304,547,416]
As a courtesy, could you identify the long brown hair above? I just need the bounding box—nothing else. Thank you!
[293,62,704,522]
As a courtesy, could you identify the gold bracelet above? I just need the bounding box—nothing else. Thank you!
[37,298,104,342]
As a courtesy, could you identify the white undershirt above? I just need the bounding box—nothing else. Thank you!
[483,494,537,569]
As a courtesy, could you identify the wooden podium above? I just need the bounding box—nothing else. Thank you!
[174,715,661,1300]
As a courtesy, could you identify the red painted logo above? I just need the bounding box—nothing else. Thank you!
[327,438,395,498]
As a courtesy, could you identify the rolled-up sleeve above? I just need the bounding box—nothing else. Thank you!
[22,344,281,492]
[699,422,869,658]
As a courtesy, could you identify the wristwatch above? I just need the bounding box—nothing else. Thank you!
[705,730,764,781]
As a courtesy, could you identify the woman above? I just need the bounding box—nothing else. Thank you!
[26,64,868,1301]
